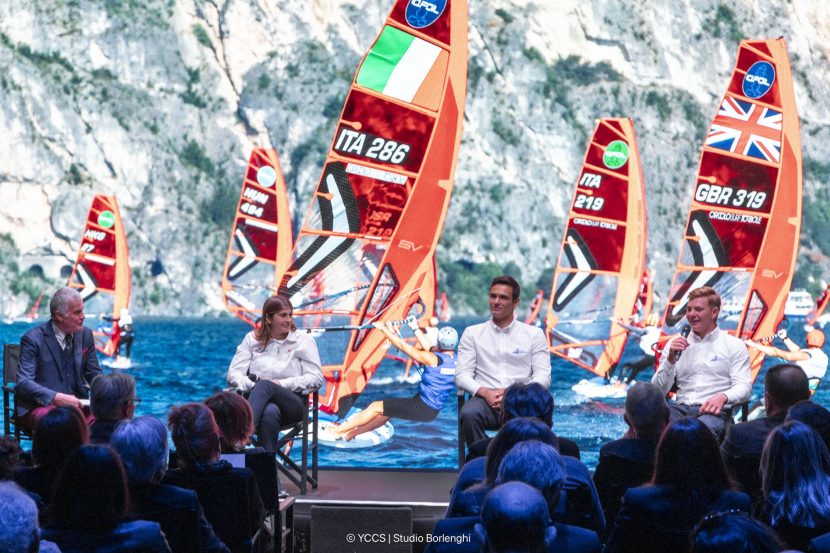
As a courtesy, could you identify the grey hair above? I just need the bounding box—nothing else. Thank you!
[91,373,136,420]
[0,481,39,553]
[110,416,169,485]
[49,286,81,317]
[625,382,669,439]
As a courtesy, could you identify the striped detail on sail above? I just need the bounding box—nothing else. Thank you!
[356,25,446,110]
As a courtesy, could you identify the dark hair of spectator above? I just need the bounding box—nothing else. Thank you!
[760,420,830,529]
[786,401,830,450]
[496,440,565,516]
[490,276,520,301]
[32,405,89,488]
[484,417,556,487]
[690,511,785,553]
[479,482,550,553]
[0,436,23,480]
[167,403,221,468]
[501,383,554,427]
[764,364,810,409]
[652,417,732,504]
[47,444,128,533]
[204,391,255,452]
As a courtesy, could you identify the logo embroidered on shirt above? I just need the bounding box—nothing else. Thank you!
[511,348,527,355]
[710,355,723,362]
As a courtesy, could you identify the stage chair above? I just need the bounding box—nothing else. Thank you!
[3,344,28,441]
[457,388,467,469]
[275,388,319,495]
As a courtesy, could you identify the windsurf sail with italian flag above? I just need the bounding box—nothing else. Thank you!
[658,39,802,383]
[525,290,544,326]
[67,195,131,357]
[544,118,647,379]
[221,149,292,326]
[277,0,468,417]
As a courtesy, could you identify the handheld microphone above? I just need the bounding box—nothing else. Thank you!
[670,324,692,363]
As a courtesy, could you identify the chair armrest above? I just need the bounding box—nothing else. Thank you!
[732,400,750,422]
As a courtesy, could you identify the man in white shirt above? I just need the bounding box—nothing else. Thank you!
[651,286,750,441]
[455,276,552,449]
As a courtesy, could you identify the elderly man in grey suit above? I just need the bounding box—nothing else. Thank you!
[16,287,101,433]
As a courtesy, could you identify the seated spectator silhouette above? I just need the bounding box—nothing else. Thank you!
[40,444,171,552]
[475,482,555,553]
[497,441,601,552]
[15,405,88,506]
[465,382,580,462]
[446,417,605,534]
[604,417,750,553]
[690,511,785,553]
[111,415,230,553]
[786,400,830,450]
[204,391,259,454]
[756,420,830,550]
[164,403,264,552]
[89,373,137,444]
[0,436,25,481]
[593,382,668,533]
[722,363,809,501]
[0,481,61,553]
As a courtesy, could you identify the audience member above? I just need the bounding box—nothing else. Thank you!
[786,400,830,450]
[455,276,551,450]
[204,391,257,454]
[605,417,749,553]
[165,403,264,552]
[0,481,60,553]
[41,444,171,552]
[90,372,137,444]
[757,421,830,550]
[465,382,580,461]
[722,364,809,500]
[690,511,785,553]
[15,405,88,504]
[475,482,554,553]
[593,382,668,532]
[0,435,24,480]
[498,441,601,552]
[111,416,229,553]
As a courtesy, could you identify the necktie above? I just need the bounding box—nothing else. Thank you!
[64,333,73,353]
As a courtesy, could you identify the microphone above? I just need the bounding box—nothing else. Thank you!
[670,324,692,363]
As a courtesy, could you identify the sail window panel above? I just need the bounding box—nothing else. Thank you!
[698,155,778,217]
[302,162,409,240]
[550,328,610,373]
[81,291,115,320]
[553,274,618,322]
[388,0,452,46]
[231,220,278,263]
[334,90,434,173]
[559,223,625,274]
[295,314,354,366]
[283,234,387,312]
[740,290,768,339]
[679,210,766,270]
[353,263,400,351]
[663,270,752,332]
[226,261,277,309]
[572,170,628,222]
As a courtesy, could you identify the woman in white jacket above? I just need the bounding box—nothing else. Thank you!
[227,295,323,452]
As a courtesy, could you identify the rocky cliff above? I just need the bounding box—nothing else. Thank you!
[1,0,828,316]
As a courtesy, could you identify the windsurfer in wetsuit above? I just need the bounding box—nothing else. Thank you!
[746,329,828,395]
[614,315,661,385]
[325,320,458,441]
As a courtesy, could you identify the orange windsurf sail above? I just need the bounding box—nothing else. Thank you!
[277,0,468,416]
[67,195,130,357]
[545,118,648,378]
[658,39,802,383]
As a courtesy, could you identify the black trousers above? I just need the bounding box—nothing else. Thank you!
[247,380,305,453]
[459,396,501,449]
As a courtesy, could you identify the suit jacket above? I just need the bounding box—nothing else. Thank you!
[604,485,750,553]
[592,437,657,532]
[41,519,171,553]
[810,531,830,553]
[17,321,101,416]
[721,412,786,500]
[425,516,600,553]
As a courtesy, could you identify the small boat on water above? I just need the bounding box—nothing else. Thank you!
[785,289,815,318]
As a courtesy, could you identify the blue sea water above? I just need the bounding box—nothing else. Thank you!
[2,317,827,471]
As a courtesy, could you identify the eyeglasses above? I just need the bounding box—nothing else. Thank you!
[130,398,142,406]
[698,509,747,525]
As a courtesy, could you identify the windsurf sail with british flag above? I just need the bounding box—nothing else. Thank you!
[658,39,802,382]
[278,0,468,417]
[221,149,293,326]
[525,290,544,326]
[67,195,131,357]
[544,118,647,378]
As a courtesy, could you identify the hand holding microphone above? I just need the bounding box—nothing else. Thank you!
[668,324,692,363]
